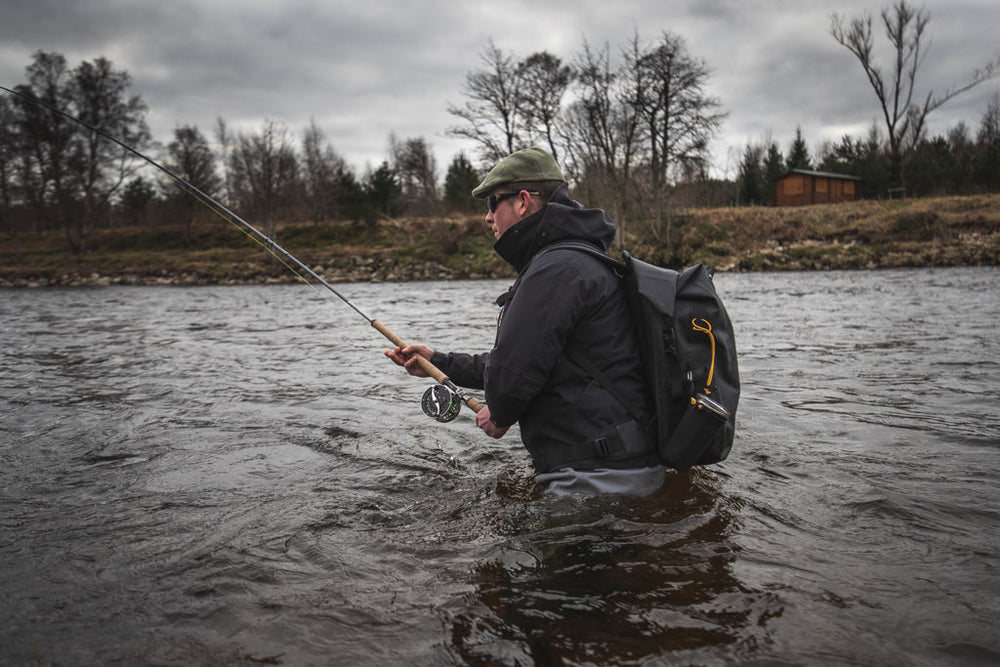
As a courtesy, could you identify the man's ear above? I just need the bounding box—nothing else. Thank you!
[517,190,536,216]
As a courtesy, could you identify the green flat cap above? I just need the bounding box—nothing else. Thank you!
[472,146,565,198]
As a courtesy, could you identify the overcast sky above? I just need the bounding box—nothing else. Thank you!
[2,0,998,181]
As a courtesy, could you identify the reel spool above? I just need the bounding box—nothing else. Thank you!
[421,384,462,422]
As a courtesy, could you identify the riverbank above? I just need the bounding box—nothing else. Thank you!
[2,193,998,287]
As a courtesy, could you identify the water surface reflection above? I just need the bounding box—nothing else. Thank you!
[448,471,776,664]
[1,269,998,665]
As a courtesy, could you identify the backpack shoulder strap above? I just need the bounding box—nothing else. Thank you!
[537,240,627,274]
[539,241,650,427]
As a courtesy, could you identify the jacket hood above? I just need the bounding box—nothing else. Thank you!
[493,183,617,272]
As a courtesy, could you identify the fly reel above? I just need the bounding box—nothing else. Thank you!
[421,384,462,422]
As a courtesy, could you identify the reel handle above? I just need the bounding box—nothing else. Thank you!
[372,319,484,413]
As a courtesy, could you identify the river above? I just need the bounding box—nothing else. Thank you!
[1,267,998,665]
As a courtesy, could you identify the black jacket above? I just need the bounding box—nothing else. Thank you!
[431,185,654,472]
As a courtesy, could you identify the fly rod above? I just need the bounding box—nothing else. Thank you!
[2,84,482,419]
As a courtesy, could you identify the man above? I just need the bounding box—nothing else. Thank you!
[386,147,663,497]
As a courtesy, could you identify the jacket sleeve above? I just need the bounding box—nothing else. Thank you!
[430,351,488,390]
[484,252,599,428]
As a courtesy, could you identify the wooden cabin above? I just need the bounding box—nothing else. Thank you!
[774,169,861,207]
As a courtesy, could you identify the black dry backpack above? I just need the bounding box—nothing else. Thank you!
[547,241,740,472]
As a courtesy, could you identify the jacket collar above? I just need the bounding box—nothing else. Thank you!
[493,183,616,273]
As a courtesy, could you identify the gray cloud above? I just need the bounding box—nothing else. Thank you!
[2,0,997,179]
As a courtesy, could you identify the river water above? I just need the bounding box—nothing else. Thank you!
[1,267,998,666]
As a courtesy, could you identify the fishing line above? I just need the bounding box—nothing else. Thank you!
[2,84,483,418]
[0,85,372,322]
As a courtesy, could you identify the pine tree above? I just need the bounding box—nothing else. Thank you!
[365,161,402,219]
[763,142,786,205]
[737,143,765,205]
[443,153,481,212]
[787,127,812,171]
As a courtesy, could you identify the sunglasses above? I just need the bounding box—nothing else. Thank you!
[486,190,540,213]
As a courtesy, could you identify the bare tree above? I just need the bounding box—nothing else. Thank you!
[389,133,438,213]
[12,52,77,239]
[71,57,150,241]
[228,119,298,240]
[302,120,346,223]
[561,40,641,231]
[0,96,16,248]
[214,117,234,205]
[10,51,149,252]
[517,52,573,160]
[447,32,724,243]
[164,124,219,242]
[447,40,523,164]
[624,31,726,243]
[978,91,1000,147]
[831,0,1000,188]
[977,91,1000,191]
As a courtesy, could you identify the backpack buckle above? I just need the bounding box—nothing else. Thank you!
[695,393,729,421]
[596,436,610,457]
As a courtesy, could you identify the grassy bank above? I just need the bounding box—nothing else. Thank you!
[2,193,999,287]
[665,192,1000,272]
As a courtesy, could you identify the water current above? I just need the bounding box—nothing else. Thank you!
[1,267,998,665]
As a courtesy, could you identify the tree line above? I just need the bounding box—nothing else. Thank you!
[0,50,485,254]
[2,1,998,255]
[0,31,735,254]
[445,2,998,228]
[736,104,1000,206]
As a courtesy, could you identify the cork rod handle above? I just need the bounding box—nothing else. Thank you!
[371,319,484,413]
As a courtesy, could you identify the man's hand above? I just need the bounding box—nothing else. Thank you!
[476,404,510,439]
[384,343,435,377]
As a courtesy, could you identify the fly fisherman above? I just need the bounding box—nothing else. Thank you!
[386,147,664,497]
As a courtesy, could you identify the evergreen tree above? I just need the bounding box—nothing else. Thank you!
[443,153,481,212]
[787,126,812,170]
[365,161,402,219]
[333,165,368,222]
[118,176,157,226]
[907,135,956,196]
[762,142,786,205]
[737,143,765,205]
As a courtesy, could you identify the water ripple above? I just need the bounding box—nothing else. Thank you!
[2,269,998,664]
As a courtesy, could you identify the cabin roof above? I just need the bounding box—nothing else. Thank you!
[781,168,862,181]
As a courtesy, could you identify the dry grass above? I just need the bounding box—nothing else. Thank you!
[644,193,1000,271]
[2,193,999,286]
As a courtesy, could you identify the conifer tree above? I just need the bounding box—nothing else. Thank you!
[787,127,812,171]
